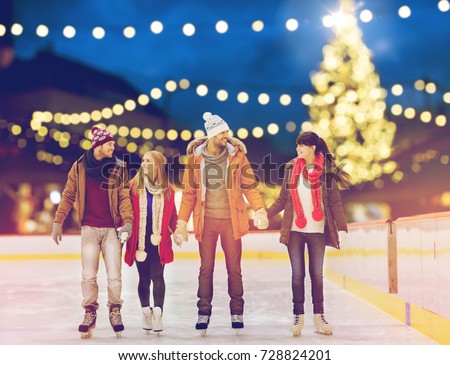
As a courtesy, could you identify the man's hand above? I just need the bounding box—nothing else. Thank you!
[117,223,132,243]
[52,223,62,245]
[253,208,269,230]
[173,220,188,247]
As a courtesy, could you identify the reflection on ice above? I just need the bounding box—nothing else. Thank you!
[0,259,437,345]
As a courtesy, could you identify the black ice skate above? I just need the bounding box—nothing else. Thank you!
[78,308,96,339]
[109,306,124,338]
[231,314,244,334]
[195,315,210,337]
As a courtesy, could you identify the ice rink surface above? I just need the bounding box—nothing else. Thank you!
[0,257,438,346]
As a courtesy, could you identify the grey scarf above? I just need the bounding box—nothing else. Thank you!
[201,143,227,164]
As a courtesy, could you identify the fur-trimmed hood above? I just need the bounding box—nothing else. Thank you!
[186,136,247,156]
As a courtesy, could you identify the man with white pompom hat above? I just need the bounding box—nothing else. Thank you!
[174,111,269,333]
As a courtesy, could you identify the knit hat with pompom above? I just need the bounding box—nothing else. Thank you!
[203,112,230,139]
[91,126,115,149]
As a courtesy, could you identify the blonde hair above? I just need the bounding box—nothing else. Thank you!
[130,151,172,198]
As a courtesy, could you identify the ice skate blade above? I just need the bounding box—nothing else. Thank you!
[291,331,301,337]
[115,331,123,338]
[144,329,151,334]
[80,331,93,339]
[315,330,332,336]
[235,329,241,335]
[199,329,207,337]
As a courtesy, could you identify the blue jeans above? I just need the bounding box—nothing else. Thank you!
[197,217,244,316]
[287,232,326,315]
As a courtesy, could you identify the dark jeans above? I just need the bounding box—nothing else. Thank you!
[287,231,326,315]
[136,242,165,310]
[197,217,244,316]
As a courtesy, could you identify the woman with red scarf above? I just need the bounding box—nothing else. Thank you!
[267,132,348,337]
[125,151,177,334]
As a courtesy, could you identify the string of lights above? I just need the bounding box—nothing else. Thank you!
[27,77,449,136]
[1,1,449,39]
[2,0,449,187]
[2,118,449,190]
[25,100,448,157]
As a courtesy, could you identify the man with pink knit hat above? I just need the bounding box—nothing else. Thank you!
[174,112,269,335]
[51,126,133,338]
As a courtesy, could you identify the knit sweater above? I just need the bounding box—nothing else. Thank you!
[82,174,115,227]
[202,145,231,218]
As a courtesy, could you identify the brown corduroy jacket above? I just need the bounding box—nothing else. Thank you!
[54,154,133,228]
[266,159,347,249]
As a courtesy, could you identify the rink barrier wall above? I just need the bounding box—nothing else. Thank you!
[1,212,450,344]
[325,211,450,345]
[0,231,290,260]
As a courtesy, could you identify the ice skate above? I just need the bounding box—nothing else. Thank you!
[314,313,333,335]
[109,306,124,338]
[142,306,152,334]
[78,309,96,339]
[152,307,163,335]
[231,314,244,335]
[195,315,210,337]
[290,314,304,337]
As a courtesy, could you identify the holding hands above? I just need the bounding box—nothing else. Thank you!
[173,220,188,247]
[117,222,132,243]
[253,208,269,230]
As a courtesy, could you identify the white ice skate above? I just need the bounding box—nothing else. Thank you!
[195,315,210,337]
[79,310,96,339]
[231,314,244,335]
[109,307,124,338]
[142,306,152,334]
[290,314,304,336]
[152,307,163,335]
[314,313,333,335]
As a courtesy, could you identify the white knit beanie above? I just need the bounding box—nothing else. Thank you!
[203,112,230,139]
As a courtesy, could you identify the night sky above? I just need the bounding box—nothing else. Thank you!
[6,0,450,155]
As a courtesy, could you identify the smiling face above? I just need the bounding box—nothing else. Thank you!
[142,152,156,182]
[296,143,316,163]
[95,141,115,160]
[211,130,229,147]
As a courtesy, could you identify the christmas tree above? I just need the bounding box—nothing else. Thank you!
[304,0,397,185]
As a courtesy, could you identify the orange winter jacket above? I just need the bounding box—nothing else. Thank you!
[54,154,133,228]
[178,137,265,242]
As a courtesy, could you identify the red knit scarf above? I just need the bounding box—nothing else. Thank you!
[290,153,324,229]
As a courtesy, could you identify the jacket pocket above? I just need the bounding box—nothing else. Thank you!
[235,199,249,235]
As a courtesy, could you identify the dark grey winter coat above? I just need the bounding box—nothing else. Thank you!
[266,159,348,249]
